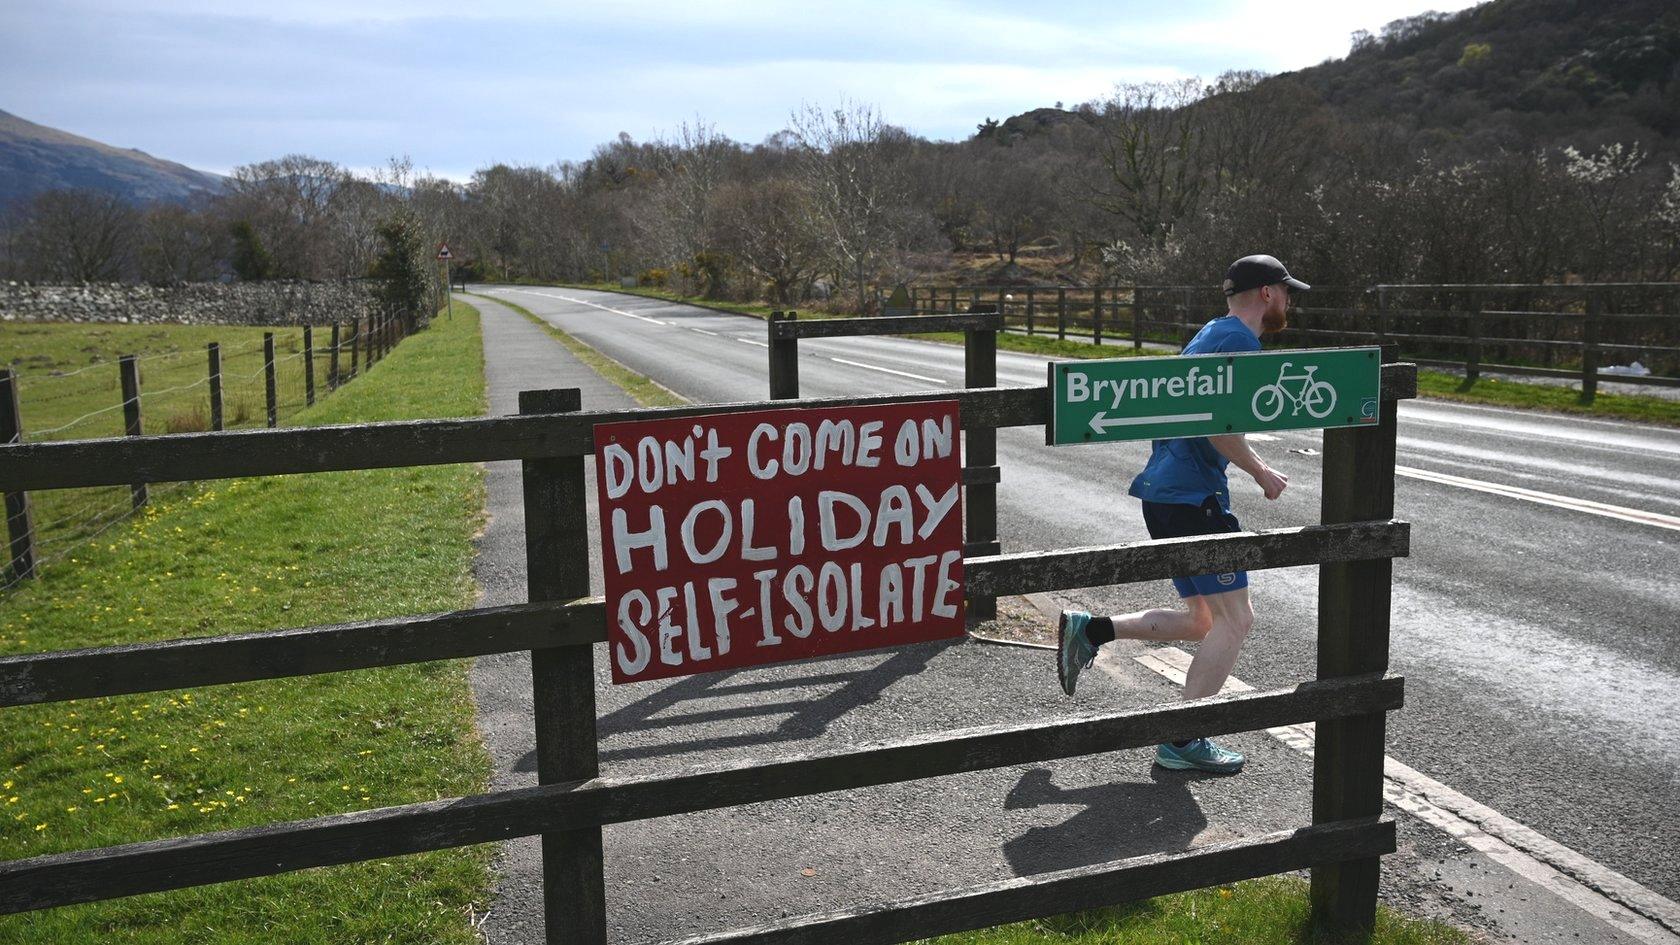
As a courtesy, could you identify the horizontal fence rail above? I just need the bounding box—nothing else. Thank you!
[772,312,1005,340]
[0,364,1419,493]
[0,521,1407,708]
[661,818,1396,945]
[0,672,1403,914]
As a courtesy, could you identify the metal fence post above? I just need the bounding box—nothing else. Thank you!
[768,311,800,400]
[1309,348,1397,939]
[519,388,607,945]
[329,323,341,391]
[207,343,224,431]
[263,332,278,427]
[304,325,316,407]
[1,370,34,582]
[964,315,999,625]
[1581,292,1601,404]
[119,356,147,510]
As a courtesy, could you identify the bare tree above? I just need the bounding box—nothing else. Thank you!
[10,188,138,282]
[138,200,222,283]
[1087,81,1209,249]
[788,101,926,311]
[712,177,823,303]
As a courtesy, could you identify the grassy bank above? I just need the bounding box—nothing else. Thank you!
[921,876,1468,945]
[0,300,493,943]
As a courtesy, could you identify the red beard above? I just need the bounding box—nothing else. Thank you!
[1261,307,1288,334]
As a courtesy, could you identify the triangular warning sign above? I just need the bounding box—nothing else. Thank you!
[884,282,912,316]
[436,244,452,260]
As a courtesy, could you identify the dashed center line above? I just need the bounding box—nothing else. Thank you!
[1397,465,1680,532]
[737,338,770,348]
[508,288,668,326]
[828,357,947,385]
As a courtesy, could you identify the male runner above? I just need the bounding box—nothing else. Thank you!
[1056,254,1306,774]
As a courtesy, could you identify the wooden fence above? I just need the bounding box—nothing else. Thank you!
[909,282,1680,397]
[765,309,1004,621]
[0,310,414,587]
[0,363,1416,943]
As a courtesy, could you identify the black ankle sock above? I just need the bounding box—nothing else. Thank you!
[1085,616,1115,646]
[1172,739,1195,749]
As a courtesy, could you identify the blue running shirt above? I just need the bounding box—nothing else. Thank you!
[1127,316,1260,511]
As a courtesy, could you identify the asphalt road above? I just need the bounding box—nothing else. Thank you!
[472,285,1680,935]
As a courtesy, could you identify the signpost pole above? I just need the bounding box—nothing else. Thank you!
[965,323,999,624]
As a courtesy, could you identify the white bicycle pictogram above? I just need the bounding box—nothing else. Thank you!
[1251,362,1337,421]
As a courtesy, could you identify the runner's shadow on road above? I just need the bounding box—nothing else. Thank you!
[1000,767,1211,877]
[513,637,959,772]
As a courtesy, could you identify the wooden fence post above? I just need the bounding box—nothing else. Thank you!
[1132,286,1144,350]
[1375,287,1389,349]
[1025,288,1036,336]
[519,387,606,945]
[350,318,361,379]
[964,318,999,625]
[1092,286,1104,346]
[119,356,147,510]
[768,311,800,400]
[1057,287,1067,341]
[1581,292,1601,404]
[207,343,224,431]
[304,326,316,407]
[1181,288,1195,346]
[1,370,34,582]
[1465,308,1481,386]
[263,332,277,427]
[1309,348,1397,940]
[329,323,342,391]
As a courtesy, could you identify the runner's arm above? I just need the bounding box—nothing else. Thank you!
[1209,434,1288,500]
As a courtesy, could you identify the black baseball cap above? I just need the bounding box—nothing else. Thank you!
[1222,254,1310,296]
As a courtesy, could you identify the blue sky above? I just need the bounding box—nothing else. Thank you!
[2,0,1481,180]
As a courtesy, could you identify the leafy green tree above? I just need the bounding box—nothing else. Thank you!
[369,212,436,328]
[228,220,272,281]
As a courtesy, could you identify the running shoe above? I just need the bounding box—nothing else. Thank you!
[1057,610,1098,696]
[1154,738,1246,774]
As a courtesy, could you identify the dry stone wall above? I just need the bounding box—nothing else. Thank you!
[0,281,381,326]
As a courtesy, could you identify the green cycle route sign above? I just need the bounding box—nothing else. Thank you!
[1047,347,1383,445]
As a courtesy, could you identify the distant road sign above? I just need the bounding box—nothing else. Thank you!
[1048,347,1381,445]
[884,283,913,316]
[595,400,966,684]
[436,244,452,260]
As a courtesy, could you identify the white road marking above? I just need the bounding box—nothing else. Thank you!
[1129,647,1680,944]
[1247,433,1280,441]
[1397,465,1680,532]
[737,338,770,349]
[828,357,947,385]
[507,288,668,326]
[689,328,719,336]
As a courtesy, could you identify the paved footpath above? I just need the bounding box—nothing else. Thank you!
[464,294,1653,945]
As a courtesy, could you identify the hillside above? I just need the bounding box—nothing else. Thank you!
[986,0,1678,158]
[0,108,224,207]
[1286,0,1680,157]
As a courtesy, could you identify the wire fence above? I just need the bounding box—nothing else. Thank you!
[2,312,419,591]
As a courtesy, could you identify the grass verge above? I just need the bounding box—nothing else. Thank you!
[468,291,687,407]
[1417,369,1680,426]
[473,294,1469,945]
[919,876,1468,945]
[0,300,493,944]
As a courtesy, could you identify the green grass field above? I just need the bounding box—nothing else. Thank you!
[919,876,1468,945]
[1,320,394,577]
[0,301,494,943]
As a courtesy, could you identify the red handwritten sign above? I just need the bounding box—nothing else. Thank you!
[595,401,965,684]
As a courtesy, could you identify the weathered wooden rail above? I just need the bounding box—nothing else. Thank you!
[0,362,1418,942]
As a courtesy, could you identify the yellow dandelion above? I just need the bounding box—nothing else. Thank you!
[167,804,179,810]
[65,806,78,813]
[34,823,46,831]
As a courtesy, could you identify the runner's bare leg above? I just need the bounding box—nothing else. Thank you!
[1104,596,1213,642]
[1182,588,1254,700]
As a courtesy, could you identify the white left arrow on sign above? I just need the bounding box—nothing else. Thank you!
[1088,410,1215,434]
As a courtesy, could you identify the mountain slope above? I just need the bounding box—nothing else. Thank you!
[0,109,225,207]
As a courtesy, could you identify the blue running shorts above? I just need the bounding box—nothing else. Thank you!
[1140,496,1249,598]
